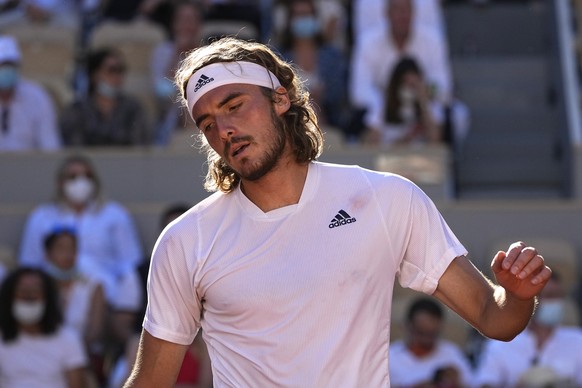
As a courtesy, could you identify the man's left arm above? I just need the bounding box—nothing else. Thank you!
[432,241,552,341]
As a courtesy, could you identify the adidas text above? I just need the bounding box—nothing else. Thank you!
[329,209,357,229]
[328,217,357,229]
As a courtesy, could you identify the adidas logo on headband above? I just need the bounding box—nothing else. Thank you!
[186,61,282,120]
[193,74,215,92]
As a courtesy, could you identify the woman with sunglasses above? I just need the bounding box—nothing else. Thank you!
[60,47,152,146]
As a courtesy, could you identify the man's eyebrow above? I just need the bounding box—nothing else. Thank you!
[194,92,245,126]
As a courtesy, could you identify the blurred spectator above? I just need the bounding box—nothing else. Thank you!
[150,0,204,145]
[474,272,582,387]
[101,0,176,25]
[273,0,349,52]
[60,47,152,146]
[389,297,474,387]
[0,0,99,28]
[204,0,263,41]
[316,0,348,52]
[0,267,87,387]
[363,56,442,145]
[43,226,107,384]
[109,203,213,388]
[18,153,144,306]
[100,0,145,22]
[0,35,61,152]
[349,0,452,141]
[353,0,446,49]
[278,0,349,131]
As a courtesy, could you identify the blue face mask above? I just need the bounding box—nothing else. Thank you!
[155,78,176,99]
[291,16,320,39]
[534,299,565,327]
[0,66,19,90]
[96,81,120,98]
[44,261,79,281]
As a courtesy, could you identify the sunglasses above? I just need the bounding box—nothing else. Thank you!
[64,172,94,180]
[104,64,126,74]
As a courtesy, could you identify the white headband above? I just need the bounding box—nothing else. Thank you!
[186,61,282,119]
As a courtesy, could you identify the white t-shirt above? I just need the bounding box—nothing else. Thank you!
[0,79,61,152]
[144,162,467,386]
[0,327,87,388]
[475,326,582,386]
[389,339,474,386]
[62,276,101,336]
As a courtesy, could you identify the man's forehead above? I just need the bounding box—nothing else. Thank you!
[193,84,258,112]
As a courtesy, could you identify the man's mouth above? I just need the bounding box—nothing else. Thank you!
[231,143,249,158]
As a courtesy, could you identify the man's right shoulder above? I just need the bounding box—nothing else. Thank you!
[161,191,231,234]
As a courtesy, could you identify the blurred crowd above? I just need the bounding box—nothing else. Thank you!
[0,0,473,153]
[0,0,581,387]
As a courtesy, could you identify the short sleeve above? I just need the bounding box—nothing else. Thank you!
[143,231,202,345]
[397,183,467,294]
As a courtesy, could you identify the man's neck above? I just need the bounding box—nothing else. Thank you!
[240,159,310,213]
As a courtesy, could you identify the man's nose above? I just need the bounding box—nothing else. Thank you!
[216,115,235,140]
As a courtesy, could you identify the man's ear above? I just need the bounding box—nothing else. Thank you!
[273,86,291,115]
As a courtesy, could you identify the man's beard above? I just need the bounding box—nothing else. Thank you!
[226,108,287,182]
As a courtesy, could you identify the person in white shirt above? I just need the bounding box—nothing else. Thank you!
[389,297,473,387]
[474,272,582,387]
[19,154,143,304]
[350,0,452,142]
[353,0,447,49]
[124,37,552,387]
[42,226,107,382]
[0,35,61,152]
[0,267,87,388]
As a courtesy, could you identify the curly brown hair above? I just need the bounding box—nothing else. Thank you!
[175,37,324,193]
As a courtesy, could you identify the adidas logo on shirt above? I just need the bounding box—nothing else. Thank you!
[193,74,214,92]
[328,209,357,229]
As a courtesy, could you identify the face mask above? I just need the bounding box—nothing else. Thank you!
[155,78,176,99]
[64,176,95,204]
[534,299,564,327]
[44,261,79,281]
[291,16,320,38]
[97,81,120,98]
[399,87,416,102]
[12,300,45,325]
[0,66,18,90]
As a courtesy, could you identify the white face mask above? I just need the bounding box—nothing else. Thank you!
[399,86,416,102]
[534,299,565,327]
[64,176,95,204]
[12,300,45,325]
